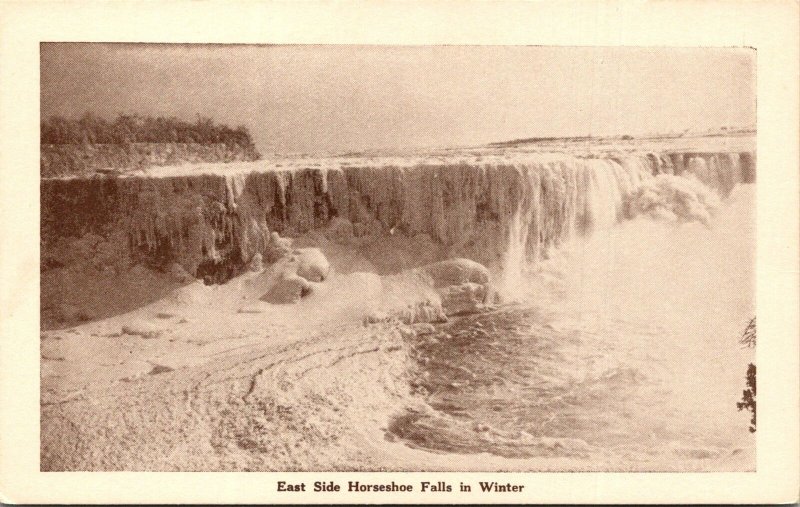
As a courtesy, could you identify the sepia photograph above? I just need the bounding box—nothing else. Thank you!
[0,1,797,502]
[39,43,759,473]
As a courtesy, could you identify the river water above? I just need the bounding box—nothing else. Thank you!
[390,183,755,470]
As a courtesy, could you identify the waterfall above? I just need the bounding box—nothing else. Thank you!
[501,164,538,295]
[495,151,747,297]
[41,149,754,284]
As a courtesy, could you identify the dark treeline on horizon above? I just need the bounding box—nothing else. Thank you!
[41,113,258,149]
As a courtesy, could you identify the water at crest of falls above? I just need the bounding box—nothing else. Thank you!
[392,156,755,469]
[500,156,646,296]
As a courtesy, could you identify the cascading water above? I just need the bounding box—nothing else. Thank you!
[498,154,654,300]
[500,165,537,297]
[392,150,756,470]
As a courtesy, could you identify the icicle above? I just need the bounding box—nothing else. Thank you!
[41,146,755,285]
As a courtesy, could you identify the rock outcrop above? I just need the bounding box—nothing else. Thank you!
[260,273,313,304]
[438,282,491,315]
[295,248,330,282]
[397,301,449,324]
[420,258,490,288]
[416,259,496,316]
[256,248,330,304]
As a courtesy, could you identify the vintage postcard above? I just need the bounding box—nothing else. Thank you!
[1,1,798,504]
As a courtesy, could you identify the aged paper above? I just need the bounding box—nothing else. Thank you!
[1,0,798,504]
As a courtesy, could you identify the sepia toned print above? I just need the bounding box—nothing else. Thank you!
[40,44,756,472]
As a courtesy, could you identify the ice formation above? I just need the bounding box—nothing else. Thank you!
[626,174,723,224]
[41,148,755,288]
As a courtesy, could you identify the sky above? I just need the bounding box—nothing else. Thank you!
[40,44,755,155]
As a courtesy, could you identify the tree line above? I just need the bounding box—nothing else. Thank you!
[41,113,258,149]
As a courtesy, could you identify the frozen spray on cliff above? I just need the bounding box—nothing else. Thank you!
[41,147,755,290]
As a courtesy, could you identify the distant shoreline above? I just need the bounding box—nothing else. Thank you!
[489,127,756,148]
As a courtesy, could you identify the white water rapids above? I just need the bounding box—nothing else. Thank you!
[392,158,755,470]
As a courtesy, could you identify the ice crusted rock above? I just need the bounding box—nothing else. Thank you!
[417,258,495,315]
[420,258,490,288]
[438,282,489,315]
[294,248,330,282]
[260,273,313,304]
[398,301,448,324]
